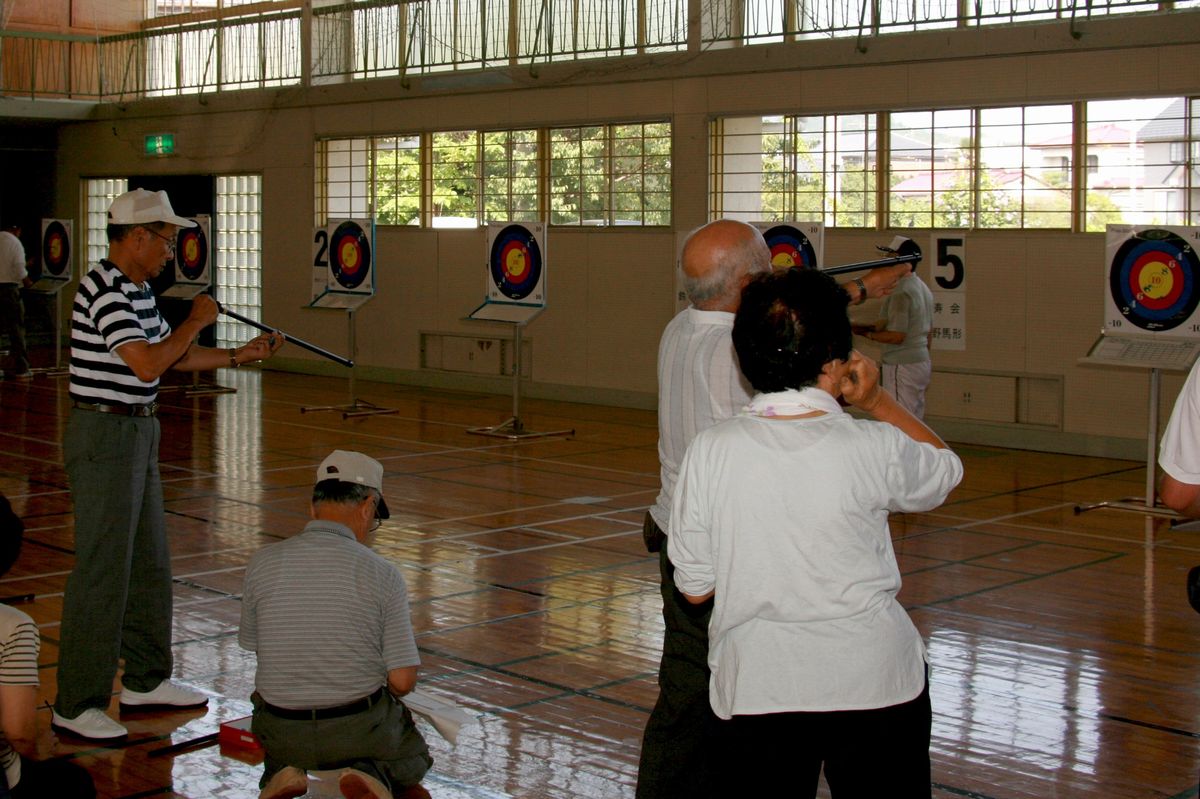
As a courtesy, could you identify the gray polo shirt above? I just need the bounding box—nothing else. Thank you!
[240,520,420,708]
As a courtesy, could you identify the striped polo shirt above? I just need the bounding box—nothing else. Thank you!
[69,259,171,404]
[239,520,420,709]
[0,604,39,789]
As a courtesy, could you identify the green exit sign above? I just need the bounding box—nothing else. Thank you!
[144,133,175,156]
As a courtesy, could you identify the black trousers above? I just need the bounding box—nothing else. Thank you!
[724,675,933,798]
[635,514,724,799]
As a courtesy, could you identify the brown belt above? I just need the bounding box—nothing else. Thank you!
[72,400,158,418]
[261,687,387,721]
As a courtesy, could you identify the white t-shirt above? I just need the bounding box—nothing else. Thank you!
[0,231,26,285]
[649,307,754,532]
[668,401,963,719]
[1161,358,1200,483]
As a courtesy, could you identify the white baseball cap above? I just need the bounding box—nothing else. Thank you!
[107,189,197,228]
[315,450,390,519]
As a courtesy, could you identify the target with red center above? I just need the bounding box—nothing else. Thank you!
[42,220,70,278]
[177,226,208,281]
[490,224,543,300]
[1109,229,1200,332]
[330,221,371,290]
[762,224,818,270]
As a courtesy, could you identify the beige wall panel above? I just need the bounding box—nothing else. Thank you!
[906,56,1028,108]
[705,71,805,115]
[796,66,910,114]
[586,82,674,120]
[7,0,69,29]
[1157,44,1200,95]
[584,233,673,391]
[1068,366,1152,438]
[530,231,591,385]
[1026,49,1162,101]
[672,113,710,229]
[70,0,140,32]
[373,228,441,370]
[671,78,708,115]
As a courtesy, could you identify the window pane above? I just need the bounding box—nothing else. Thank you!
[1086,97,1190,231]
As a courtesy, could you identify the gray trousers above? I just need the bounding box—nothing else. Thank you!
[56,409,173,718]
[0,285,28,374]
[251,691,432,791]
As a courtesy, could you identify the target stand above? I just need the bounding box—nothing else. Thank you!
[1075,225,1200,519]
[465,221,571,440]
[300,220,396,419]
[465,302,572,440]
[27,219,74,377]
[299,303,397,420]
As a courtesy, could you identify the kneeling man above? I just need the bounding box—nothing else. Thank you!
[240,450,432,799]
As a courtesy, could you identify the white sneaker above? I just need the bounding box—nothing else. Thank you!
[51,708,128,740]
[259,766,308,799]
[119,679,209,710]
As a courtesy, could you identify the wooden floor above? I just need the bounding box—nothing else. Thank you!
[1,367,1198,798]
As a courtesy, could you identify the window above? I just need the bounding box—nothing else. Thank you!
[215,175,262,349]
[317,122,672,228]
[711,113,877,227]
[83,178,129,271]
[549,122,671,226]
[888,108,974,228]
[1085,97,1195,230]
[977,104,1073,228]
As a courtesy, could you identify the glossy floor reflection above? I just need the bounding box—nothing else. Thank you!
[0,369,1197,798]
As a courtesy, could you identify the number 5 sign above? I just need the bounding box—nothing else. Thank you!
[931,234,966,291]
[929,233,967,351]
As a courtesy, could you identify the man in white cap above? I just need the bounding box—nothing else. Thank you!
[240,450,432,799]
[52,188,284,741]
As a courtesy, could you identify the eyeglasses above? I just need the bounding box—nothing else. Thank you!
[368,494,383,533]
[141,226,176,253]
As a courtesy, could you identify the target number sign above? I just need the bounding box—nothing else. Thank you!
[486,222,546,306]
[1105,226,1200,336]
[932,235,966,291]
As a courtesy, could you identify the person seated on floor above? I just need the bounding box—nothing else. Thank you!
[0,494,95,798]
[666,267,963,797]
[239,450,432,799]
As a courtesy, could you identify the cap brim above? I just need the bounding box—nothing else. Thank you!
[164,215,198,228]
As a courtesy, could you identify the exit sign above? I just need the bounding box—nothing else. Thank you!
[145,133,175,156]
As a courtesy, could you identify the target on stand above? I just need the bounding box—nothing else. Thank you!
[1109,228,1200,332]
[489,224,543,301]
[330,220,372,290]
[762,224,818,270]
[42,219,71,278]
[177,225,208,281]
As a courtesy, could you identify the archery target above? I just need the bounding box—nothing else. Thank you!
[40,219,72,280]
[753,221,824,271]
[487,222,545,304]
[329,220,372,290]
[1105,225,1200,336]
[174,216,210,284]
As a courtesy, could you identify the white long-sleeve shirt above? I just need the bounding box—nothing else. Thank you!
[668,403,962,719]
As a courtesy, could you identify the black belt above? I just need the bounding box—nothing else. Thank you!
[262,686,386,721]
[72,400,158,417]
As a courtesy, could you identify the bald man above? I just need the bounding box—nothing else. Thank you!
[636,219,909,798]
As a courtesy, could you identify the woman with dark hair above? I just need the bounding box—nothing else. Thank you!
[666,267,963,797]
[0,495,95,798]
